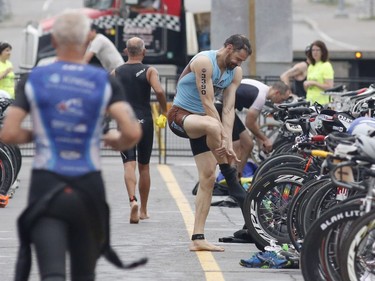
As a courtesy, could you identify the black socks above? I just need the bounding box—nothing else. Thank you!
[219,164,246,208]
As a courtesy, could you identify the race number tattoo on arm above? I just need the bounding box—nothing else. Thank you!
[200,68,207,95]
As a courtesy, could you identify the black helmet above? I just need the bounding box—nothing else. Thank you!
[316,109,353,135]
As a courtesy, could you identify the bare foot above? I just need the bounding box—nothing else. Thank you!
[139,213,150,220]
[129,202,139,224]
[189,239,225,252]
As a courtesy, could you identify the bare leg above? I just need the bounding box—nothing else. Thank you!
[182,115,242,249]
[189,152,224,252]
[235,130,253,175]
[124,161,139,224]
[138,163,150,220]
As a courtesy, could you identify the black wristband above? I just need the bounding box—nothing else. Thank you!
[191,234,205,241]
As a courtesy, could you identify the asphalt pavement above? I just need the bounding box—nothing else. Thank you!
[1,1,373,279]
[0,157,304,281]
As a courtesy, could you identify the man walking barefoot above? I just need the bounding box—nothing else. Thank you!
[112,37,167,224]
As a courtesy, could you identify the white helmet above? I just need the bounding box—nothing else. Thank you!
[355,134,375,161]
[347,117,375,136]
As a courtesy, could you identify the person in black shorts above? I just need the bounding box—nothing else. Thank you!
[112,36,167,224]
[0,10,144,281]
[167,34,252,252]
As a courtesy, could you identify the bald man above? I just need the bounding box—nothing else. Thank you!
[112,37,167,224]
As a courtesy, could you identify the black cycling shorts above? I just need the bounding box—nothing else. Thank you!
[121,116,154,164]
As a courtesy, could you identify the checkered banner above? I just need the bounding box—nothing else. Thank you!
[93,14,181,32]
[41,13,181,35]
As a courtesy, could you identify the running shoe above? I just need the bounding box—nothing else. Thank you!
[256,251,291,269]
[239,252,268,268]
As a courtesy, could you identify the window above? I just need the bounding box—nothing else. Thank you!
[83,0,114,10]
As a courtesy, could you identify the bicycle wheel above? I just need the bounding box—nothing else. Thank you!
[0,146,15,196]
[8,144,22,178]
[302,181,362,236]
[0,142,21,179]
[243,167,308,250]
[251,153,306,184]
[300,197,366,281]
[286,177,329,252]
[339,211,375,281]
[272,131,297,152]
[301,180,339,234]
[272,142,295,154]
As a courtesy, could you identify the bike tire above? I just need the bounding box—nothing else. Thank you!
[301,180,338,234]
[339,210,375,281]
[243,167,308,250]
[8,144,22,178]
[286,177,329,252]
[0,147,15,196]
[251,153,305,184]
[300,197,366,281]
[0,142,21,179]
[272,142,295,155]
[272,132,297,152]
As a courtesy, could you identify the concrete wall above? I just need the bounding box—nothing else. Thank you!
[211,0,292,77]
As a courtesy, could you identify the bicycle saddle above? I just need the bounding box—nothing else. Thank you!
[287,107,314,116]
[277,100,311,109]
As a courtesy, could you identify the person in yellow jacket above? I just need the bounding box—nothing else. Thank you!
[0,42,15,99]
[304,40,334,105]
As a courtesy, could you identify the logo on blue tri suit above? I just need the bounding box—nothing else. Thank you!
[26,62,112,176]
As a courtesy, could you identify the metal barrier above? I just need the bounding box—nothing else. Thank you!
[12,73,375,164]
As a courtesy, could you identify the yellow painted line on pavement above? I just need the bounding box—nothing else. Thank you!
[157,164,225,281]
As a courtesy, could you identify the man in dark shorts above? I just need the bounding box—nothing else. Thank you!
[167,34,252,252]
[112,36,167,224]
[0,10,143,280]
